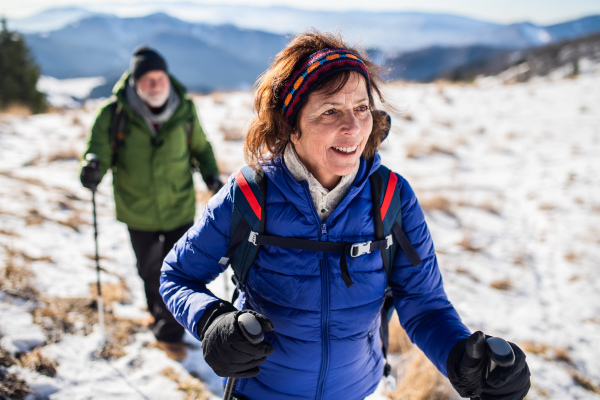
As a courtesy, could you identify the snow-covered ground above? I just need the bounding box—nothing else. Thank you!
[1,68,599,399]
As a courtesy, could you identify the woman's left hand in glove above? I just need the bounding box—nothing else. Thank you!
[447,331,531,400]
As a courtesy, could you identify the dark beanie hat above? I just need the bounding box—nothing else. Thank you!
[130,46,168,81]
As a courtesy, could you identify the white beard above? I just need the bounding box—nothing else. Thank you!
[137,85,170,108]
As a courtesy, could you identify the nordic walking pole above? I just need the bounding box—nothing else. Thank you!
[223,313,264,400]
[84,153,106,346]
[467,332,516,400]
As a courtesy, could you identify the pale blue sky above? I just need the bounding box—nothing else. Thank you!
[3,0,600,25]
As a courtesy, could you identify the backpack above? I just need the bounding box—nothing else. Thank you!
[108,100,195,168]
[218,164,422,376]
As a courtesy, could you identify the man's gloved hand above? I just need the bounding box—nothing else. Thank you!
[204,175,224,193]
[199,301,274,378]
[447,331,531,400]
[80,153,101,190]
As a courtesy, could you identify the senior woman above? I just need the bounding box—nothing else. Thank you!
[160,32,530,400]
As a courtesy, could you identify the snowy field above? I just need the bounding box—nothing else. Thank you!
[0,67,599,399]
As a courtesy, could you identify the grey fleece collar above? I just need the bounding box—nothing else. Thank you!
[283,144,358,222]
[125,79,180,135]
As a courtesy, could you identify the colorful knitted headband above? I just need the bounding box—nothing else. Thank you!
[280,48,371,126]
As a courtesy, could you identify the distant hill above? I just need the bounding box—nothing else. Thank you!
[445,31,600,82]
[24,12,288,95]
[10,6,600,94]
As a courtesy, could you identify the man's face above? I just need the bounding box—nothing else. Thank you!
[136,70,170,108]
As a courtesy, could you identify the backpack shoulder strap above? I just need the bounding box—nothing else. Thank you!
[109,100,127,167]
[218,166,266,288]
[370,165,422,274]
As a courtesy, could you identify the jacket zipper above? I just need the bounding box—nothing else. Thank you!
[301,181,330,400]
[316,257,330,400]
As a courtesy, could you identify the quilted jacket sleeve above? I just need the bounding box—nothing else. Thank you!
[160,176,234,342]
[81,100,116,182]
[389,175,471,376]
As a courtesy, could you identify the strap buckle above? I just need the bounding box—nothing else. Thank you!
[386,234,393,249]
[248,231,258,246]
[350,241,372,257]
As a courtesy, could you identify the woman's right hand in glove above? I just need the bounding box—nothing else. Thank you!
[199,302,274,378]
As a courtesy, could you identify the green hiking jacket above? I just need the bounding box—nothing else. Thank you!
[82,72,219,231]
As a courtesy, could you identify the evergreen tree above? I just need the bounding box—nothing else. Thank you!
[0,17,47,113]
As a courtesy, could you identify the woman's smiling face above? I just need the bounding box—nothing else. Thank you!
[291,72,373,190]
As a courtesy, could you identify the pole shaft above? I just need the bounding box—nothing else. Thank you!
[91,189,106,342]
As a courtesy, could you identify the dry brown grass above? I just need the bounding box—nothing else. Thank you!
[387,312,458,400]
[387,312,413,355]
[161,367,210,400]
[0,171,45,187]
[0,368,32,400]
[0,104,32,117]
[456,234,483,253]
[0,347,18,368]
[0,228,19,237]
[89,280,131,306]
[522,342,600,394]
[490,279,513,291]
[538,203,555,211]
[521,342,574,366]
[569,370,600,394]
[33,297,98,342]
[47,147,80,163]
[220,123,245,141]
[419,195,456,218]
[391,350,456,400]
[0,249,40,301]
[196,189,215,208]
[18,348,58,377]
[564,251,581,263]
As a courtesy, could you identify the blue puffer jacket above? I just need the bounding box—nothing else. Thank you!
[161,152,471,400]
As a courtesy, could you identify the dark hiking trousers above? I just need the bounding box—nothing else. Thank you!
[128,222,193,343]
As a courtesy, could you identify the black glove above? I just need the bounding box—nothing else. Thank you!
[80,153,101,190]
[447,331,531,400]
[199,301,274,378]
[204,175,224,193]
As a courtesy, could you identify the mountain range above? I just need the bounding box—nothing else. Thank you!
[8,5,600,94]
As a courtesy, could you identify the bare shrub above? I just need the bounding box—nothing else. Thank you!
[162,367,210,400]
[490,279,513,291]
[18,348,58,377]
[392,350,456,400]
